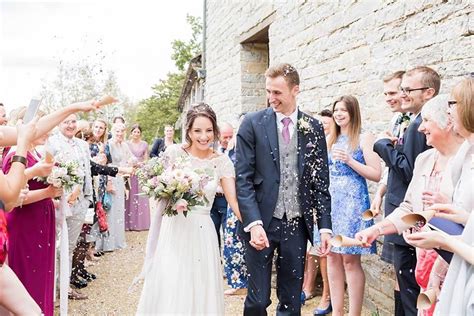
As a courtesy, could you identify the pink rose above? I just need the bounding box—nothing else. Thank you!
[174,199,188,212]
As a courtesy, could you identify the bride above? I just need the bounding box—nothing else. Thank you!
[136,103,241,315]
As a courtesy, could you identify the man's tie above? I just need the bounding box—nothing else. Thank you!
[281,117,292,145]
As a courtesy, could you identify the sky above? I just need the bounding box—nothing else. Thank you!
[0,0,203,112]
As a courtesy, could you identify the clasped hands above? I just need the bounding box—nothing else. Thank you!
[249,225,331,256]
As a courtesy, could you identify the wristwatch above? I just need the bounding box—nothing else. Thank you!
[11,155,27,167]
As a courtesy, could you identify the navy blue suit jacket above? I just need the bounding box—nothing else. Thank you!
[235,108,332,241]
[374,114,431,246]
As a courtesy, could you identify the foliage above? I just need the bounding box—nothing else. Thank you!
[171,15,203,72]
[128,14,202,143]
[40,61,130,121]
[133,72,184,143]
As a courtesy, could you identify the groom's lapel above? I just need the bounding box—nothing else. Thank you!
[297,110,306,179]
[262,108,280,172]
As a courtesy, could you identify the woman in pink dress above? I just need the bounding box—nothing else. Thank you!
[125,124,150,231]
[3,131,62,316]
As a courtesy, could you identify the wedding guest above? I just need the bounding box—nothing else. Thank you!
[319,109,333,137]
[107,116,125,140]
[73,127,133,287]
[325,95,381,316]
[371,66,439,316]
[405,77,474,315]
[367,70,408,314]
[211,122,233,249]
[356,94,464,311]
[0,117,45,316]
[223,115,248,296]
[236,63,332,315]
[96,123,132,251]
[136,103,241,314]
[3,108,62,316]
[125,124,150,231]
[150,125,175,158]
[46,114,93,295]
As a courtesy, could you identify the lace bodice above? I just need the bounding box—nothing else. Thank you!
[164,144,235,211]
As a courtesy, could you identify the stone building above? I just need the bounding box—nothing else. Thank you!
[179,0,473,314]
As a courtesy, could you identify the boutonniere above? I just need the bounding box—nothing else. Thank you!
[298,117,313,135]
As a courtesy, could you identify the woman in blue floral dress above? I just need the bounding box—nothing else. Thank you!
[326,95,381,316]
[223,139,248,295]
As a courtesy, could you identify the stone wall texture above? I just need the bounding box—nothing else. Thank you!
[204,0,473,314]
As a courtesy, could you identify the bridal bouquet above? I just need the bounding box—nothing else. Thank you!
[136,155,211,217]
[36,158,84,191]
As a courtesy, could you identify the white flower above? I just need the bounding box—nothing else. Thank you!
[298,117,313,134]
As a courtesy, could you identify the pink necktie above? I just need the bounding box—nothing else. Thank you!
[281,117,292,145]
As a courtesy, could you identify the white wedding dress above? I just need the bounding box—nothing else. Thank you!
[136,145,234,315]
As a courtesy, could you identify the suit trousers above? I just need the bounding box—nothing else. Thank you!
[244,216,307,316]
[393,244,420,316]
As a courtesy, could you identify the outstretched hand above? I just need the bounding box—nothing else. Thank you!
[429,203,469,225]
[249,225,269,251]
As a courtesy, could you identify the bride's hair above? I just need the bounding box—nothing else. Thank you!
[185,103,220,146]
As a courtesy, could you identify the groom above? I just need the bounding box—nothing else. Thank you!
[236,63,332,315]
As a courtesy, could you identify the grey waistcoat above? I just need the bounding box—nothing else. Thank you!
[274,126,301,220]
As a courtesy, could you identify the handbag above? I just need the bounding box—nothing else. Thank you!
[95,201,109,233]
[102,192,113,212]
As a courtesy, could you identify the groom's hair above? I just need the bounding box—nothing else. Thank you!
[265,63,300,87]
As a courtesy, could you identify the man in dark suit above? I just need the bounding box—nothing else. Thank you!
[149,125,174,158]
[236,63,332,316]
[356,66,440,316]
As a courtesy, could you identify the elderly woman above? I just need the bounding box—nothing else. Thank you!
[356,94,465,309]
[404,77,474,315]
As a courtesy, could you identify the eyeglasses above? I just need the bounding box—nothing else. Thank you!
[400,87,430,94]
[448,100,457,109]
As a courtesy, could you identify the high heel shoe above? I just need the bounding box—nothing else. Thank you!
[300,291,317,305]
[313,299,332,315]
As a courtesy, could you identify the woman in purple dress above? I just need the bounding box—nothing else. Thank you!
[2,132,62,316]
[125,124,150,231]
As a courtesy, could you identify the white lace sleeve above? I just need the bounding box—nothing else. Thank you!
[217,154,235,179]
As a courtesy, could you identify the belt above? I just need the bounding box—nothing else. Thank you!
[215,193,225,197]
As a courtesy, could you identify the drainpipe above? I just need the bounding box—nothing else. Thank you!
[202,0,207,99]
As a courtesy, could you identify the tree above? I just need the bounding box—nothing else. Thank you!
[40,61,129,121]
[129,15,202,143]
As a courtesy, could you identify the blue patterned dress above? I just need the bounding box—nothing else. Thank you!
[329,135,376,255]
[223,148,248,289]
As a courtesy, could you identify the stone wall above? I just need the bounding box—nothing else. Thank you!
[204,0,473,313]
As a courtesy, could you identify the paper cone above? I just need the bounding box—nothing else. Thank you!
[95,96,118,108]
[402,210,436,228]
[330,235,363,247]
[362,209,376,221]
[417,288,437,309]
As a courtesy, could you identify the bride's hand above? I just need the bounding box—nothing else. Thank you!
[249,225,269,251]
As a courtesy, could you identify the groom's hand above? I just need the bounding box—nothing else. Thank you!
[249,225,269,251]
[318,232,332,256]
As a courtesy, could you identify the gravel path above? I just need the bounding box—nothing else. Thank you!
[67,231,367,315]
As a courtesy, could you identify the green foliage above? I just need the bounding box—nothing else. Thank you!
[171,15,202,71]
[40,62,130,121]
[129,14,202,143]
[132,72,184,143]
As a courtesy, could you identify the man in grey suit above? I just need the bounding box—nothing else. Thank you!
[47,114,93,291]
[236,63,332,316]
